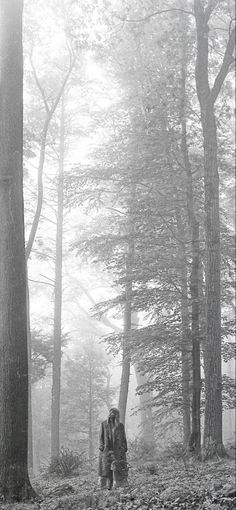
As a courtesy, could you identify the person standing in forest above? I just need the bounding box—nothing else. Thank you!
[98,408,128,489]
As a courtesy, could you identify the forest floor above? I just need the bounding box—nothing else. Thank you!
[0,450,235,510]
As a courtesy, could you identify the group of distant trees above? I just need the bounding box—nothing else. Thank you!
[31,333,114,469]
[0,0,234,502]
[66,0,235,458]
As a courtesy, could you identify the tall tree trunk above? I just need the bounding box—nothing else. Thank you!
[175,212,191,447]
[26,280,33,471]
[201,105,223,457]
[105,370,112,411]
[26,55,76,463]
[131,313,155,448]
[180,43,201,455]
[189,220,201,455]
[0,0,35,500]
[134,367,155,449]
[194,0,235,458]
[88,358,93,462]
[118,189,135,425]
[25,121,49,260]
[180,260,192,448]
[118,276,132,426]
[162,104,192,447]
[51,96,65,459]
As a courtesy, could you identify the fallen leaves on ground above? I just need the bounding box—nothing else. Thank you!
[0,455,235,510]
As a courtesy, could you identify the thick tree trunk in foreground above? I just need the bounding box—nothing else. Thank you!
[51,97,65,459]
[0,0,35,500]
[27,284,34,471]
[194,0,235,458]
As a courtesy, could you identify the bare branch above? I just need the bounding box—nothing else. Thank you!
[26,53,77,260]
[30,53,50,114]
[205,0,220,21]
[115,8,194,24]
[210,24,235,104]
[28,278,54,287]
[49,53,77,118]
[106,206,127,216]
[229,17,236,36]
[40,274,55,283]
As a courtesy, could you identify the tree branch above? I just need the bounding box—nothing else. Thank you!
[194,0,211,103]
[30,53,49,114]
[40,273,55,282]
[26,53,77,260]
[49,53,76,118]
[205,0,220,21]
[115,8,194,23]
[65,271,122,333]
[28,278,54,287]
[210,25,235,104]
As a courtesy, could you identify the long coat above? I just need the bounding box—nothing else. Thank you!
[98,420,127,477]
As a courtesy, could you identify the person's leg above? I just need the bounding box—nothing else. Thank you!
[107,470,113,490]
[112,468,118,489]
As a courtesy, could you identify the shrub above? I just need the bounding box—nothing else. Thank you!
[161,441,188,460]
[146,463,158,475]
[128,438,155,462]
[47,447,85,477]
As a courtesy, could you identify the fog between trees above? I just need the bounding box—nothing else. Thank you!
[0,0,235,503]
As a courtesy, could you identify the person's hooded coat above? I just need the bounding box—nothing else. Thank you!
[98,408,127,478]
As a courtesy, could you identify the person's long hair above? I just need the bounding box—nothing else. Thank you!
[108,408,120,428]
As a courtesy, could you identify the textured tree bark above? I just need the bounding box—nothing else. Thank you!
[193,0,235,458]
[27,281,33,471]
[51,96,65,459]
[180,45,201,455]
[0,0,35,500]
[201,107,224,457]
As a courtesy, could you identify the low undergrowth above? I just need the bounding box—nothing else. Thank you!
[0,451,235,510]
[47,447,85,478]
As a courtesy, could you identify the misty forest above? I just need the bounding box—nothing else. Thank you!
[0,0,235,509]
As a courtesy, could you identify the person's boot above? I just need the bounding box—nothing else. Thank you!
[107,472,113,490]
